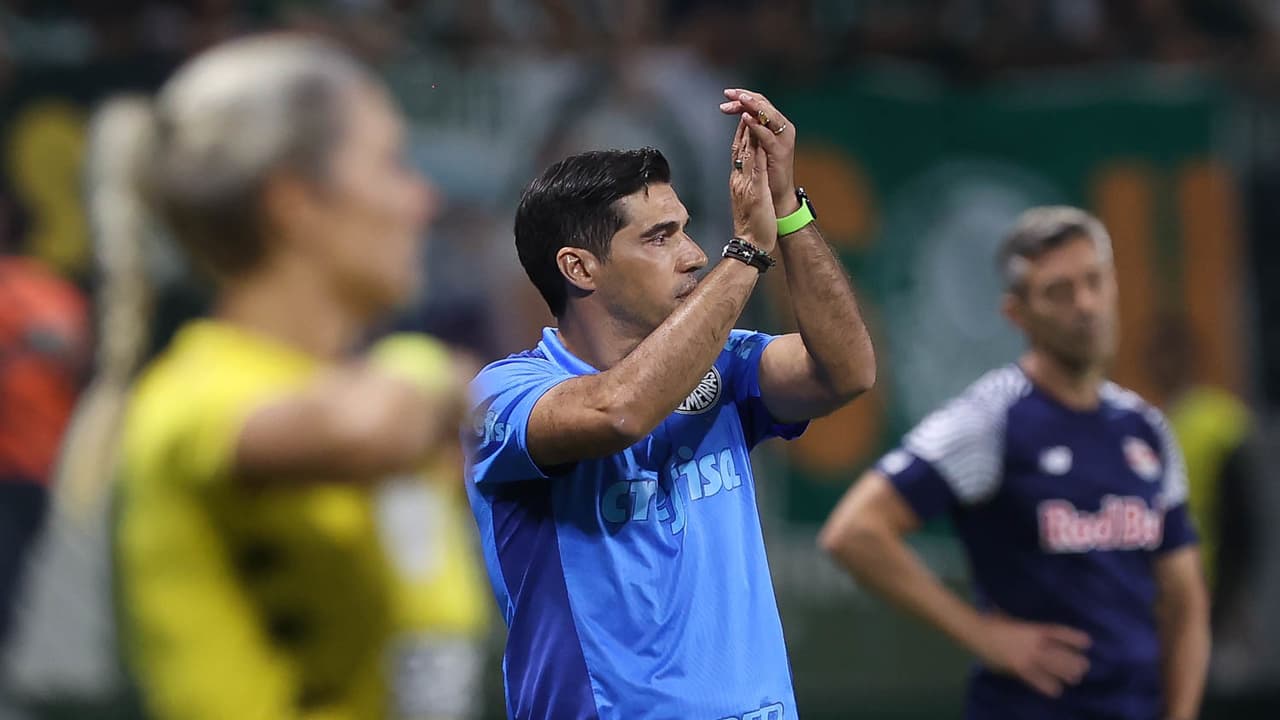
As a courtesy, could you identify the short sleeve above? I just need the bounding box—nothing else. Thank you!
[171,378,293,490]
[877,448,958,522]
[898,367,1028,507]
[724,329,808,448]
[1159,503,1197,554]
[466,356,572,486]
[369,333,456,395]
[1145,406,1199,553]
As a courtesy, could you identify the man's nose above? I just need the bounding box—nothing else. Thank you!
[680,235,708,273]
[1075,281,1105,319]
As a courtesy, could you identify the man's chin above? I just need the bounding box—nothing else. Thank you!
[633,305,679,337]
[1035,336,1091,370]
[1053,348,1110,377]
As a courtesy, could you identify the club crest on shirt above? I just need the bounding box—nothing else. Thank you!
[676,367,722,415]
[1039,446,1073,476]
[1123,436,1162,481]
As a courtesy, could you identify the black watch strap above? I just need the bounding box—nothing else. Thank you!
[796,186,817,218]
[722,237,776,273]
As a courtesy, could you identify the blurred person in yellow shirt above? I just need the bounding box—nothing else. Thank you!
[370,336,493,720]
[103,34,471,720]
[1148,313,1256,635]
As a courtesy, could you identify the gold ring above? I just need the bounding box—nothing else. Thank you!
[771,122,788,136]
[756,109,771,127]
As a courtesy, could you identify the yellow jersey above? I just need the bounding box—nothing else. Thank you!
[1167,385,1250,589]
[366,336,494,719]
[119,320,395,720]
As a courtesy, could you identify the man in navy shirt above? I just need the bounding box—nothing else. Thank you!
[466,91,876,719]
[820,206,1210,720]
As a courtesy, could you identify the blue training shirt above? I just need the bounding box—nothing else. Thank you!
[465,327,807,720]
[877,365,1197,720]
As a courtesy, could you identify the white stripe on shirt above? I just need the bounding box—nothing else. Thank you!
[903,366,1030,504]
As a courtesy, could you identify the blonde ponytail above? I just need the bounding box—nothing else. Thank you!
[58,97,157,517]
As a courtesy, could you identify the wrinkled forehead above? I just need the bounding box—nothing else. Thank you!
[613,182,686,229]
[1015,233,1112,290]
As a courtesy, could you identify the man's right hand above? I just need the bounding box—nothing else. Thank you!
[728,117,777,253]
[972,614,1092,698]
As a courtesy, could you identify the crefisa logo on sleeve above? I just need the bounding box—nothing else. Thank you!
[676,367,722,415]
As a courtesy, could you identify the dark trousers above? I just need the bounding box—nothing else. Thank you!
[0,481,49,648]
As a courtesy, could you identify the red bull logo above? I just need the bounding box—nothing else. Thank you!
[1038,495,1163,553]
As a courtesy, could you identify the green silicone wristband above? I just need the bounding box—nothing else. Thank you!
[776,201,815,236]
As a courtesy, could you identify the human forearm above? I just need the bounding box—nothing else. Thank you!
[604,258,759,435]
[776,223,876,398]
[1158,584,1210,720]
[235,368,452,484]
[527,257,763,467]
[821,513,986,654]
[822,487,1093,698]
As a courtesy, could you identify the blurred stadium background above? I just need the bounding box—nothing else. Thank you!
[1,1,1279,718]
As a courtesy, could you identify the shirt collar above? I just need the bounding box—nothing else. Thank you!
[537,327,599,376]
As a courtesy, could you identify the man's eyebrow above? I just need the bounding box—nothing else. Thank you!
[640,220,682,238]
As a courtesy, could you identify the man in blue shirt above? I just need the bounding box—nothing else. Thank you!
[466,90,876,719]
[820,207,1211,720]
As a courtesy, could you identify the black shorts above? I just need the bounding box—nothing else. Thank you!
[0,480,50,646]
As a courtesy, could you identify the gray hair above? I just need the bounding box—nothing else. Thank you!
[97,34,369,279]
[997,205,1113,292]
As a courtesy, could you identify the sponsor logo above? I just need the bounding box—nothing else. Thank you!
[475,408,509,445]
[1123,436,1162,481]
[1039,446,1073,476]
[600,445,744,535]
[676,367,722,415]
[1039,495,1163,553]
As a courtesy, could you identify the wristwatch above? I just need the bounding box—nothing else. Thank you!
[722,237,776,273]
[777,187,817,236]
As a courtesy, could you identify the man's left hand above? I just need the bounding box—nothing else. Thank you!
[720,88,798,215]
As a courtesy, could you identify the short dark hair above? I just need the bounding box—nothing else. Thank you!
[514,148,672,317]
[997,206,1112,292]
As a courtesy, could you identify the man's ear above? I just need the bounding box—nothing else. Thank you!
[1002,291,1027,334]
[557,247,603,293]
